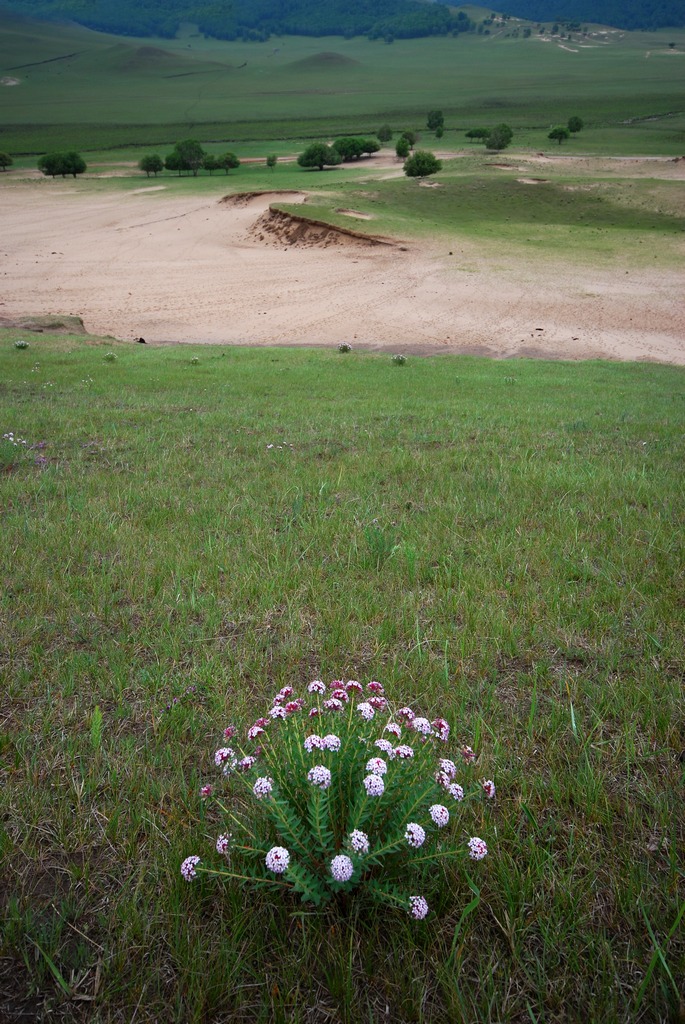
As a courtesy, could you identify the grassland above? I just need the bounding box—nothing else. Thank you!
[1,11,684,154]
[0,332,684,1022]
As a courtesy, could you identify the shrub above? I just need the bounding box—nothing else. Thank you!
[14,339,29,349]
[181,677,494,918]
[392,354,407,365]
[103,352,117,362]
[337,343,352,353]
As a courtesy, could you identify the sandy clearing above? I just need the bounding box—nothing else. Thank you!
[0,182,683,363]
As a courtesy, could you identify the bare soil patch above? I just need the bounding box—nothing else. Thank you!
[0,179,682,363]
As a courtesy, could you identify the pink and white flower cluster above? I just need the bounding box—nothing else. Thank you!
[185,675,494,919]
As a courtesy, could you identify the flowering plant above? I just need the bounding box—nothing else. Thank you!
[181,678,494,920]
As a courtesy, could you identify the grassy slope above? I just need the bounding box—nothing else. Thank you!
[1,13,684,152]
[0,334,683,1021]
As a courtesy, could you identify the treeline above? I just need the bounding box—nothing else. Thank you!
[497,0,685,30]
[0,0,475,41]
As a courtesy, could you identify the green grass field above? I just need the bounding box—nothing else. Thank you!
[0,333,683,1021]
[1,11,684,154]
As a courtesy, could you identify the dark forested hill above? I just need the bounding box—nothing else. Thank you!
[0,0,682,37]
[496,0,685,30]
[0,0,475,40]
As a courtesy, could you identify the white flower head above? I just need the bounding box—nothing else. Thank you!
[367,680,384,694]
[384,722,402,738]
[429,804,450,828]
[374,738,394,756]
[348,829,370,855]
[323,734,341,751]
[304,734,324,753]
[308,680,326,694]
[405,822,426,848]
[482,779,496,799]
[394,744,414,759]
[323,698,343,712]
[253,776,273,799]
[409,895,429,920]
[216,834,231,855]
[439,759,457,779]
[397,707,415,722]
[308,765,332,789]
[432,717,450,742]
[468,837,488,861]
[363,774,385,797]
[265,846,290,873]
[412,716,432,735]
[448,783,464,802]
[358,702,375,721]
[269,705,287,719]
[180,855,201,881]
[214,747,236,768]
[247,724,265,741]
[365,757,387,776]
[346,680,363,695]
[330,854,354,882]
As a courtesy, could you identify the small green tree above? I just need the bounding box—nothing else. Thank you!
[435,126,444,139]
[567,115,584,134]
[404,150,442,178]
[426,110,444,132]
[548,125,570,145]
[465,128,489,143]
[0,152,13,171]
[172,139,206,176]
[139,154,163,177]
[485,124,513,151]
[266,153,278,170]
[297,143,342,171]
[203,154,220,175]
[217,152,240,174]
[165,151,183,175]
[377,124,393,144]
[395,136,411,159]
[38,152,86,178]
[401,130,418,150]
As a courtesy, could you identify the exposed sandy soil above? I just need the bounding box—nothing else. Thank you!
[0,164,683,362]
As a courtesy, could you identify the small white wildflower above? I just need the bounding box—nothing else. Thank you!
[323,734,341,751]
[374,738,394,756]
[363,774,385,797]
[482,779,496,799]
[304,734,325,752]
[394,744,414,759]
[439,759,457,779]
[308,680,326,694]
[265,846,290,873]
[323,698,343,712]
[180,855,201,881]
[448,783,464,802]
[216,834,231,855]
[237,756,256,773]
[330,854,354,882]
[247,724,265,740]
[367,680,384,694]
[405,823,426,848]
[468,837,488,860]
[269,705,287,719]
[412,717,432,735]
[429,804,449,828]
[348,830,370,855]
[384,722,402,738]
[432,717,450,742]
[365,757,387,776]
[253,776,273,799]
[308,765,332,789]
[214,746,236,768]
[409,895,429,920]
[358,702,375,721]
[346,680,363,695]
[397,707,415,722]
